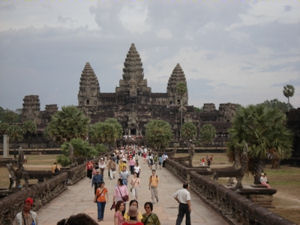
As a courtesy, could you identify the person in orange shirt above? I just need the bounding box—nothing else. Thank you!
[149,169,159,203]
[95,181,109,222]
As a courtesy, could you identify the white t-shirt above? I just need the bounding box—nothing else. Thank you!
[134,166,140,174]
[173,188,191,204]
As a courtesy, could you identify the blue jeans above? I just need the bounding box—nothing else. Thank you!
[97,202,106,220]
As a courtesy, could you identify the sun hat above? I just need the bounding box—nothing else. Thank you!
[25,197,33,206]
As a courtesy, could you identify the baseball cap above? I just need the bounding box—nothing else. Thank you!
[25,197,33,206]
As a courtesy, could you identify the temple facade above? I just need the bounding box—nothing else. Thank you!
[21,43,238,144]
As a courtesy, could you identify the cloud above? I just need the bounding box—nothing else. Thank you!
[227,1,300,30]
[156,28,172,40]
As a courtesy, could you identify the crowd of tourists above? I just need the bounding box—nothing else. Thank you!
[13,145,192,225]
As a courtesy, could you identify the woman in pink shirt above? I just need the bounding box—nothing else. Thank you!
[114,178,129,204]
[129,157,136,175]
[114,200,125,225]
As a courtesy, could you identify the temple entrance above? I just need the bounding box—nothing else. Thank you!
[130,128,136,135]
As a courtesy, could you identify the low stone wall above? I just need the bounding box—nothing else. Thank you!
[66,163,87,185]
[0,172,68,225]
[165,158,296,225]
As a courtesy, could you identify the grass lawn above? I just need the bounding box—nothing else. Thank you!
[0,154,59,188]
[175,152,300,224]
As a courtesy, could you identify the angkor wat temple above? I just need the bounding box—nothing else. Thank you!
[21,43,238,144]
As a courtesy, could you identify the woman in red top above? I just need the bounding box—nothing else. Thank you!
[122,205,143,225]
[95,182,108,222]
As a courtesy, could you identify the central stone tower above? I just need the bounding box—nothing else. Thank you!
[116,43,151,97]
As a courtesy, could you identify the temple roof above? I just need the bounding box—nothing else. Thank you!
[79,62,100,89]
[167,63,187,93]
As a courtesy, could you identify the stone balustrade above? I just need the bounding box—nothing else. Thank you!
[165,158,296,225]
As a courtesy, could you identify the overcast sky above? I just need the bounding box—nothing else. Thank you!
[0,0,299,111]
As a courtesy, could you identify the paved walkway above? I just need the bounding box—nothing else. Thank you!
[38,157,228,225]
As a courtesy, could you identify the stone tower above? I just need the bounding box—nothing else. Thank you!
[78,62,100,110]
[167,63,188,106]
[22,95,41,123]
[116,43,151,96]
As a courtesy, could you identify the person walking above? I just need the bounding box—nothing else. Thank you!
[130,173,140,200]
[120,166,130,186]
[99,158,106,178]
[86,161,93,179]
[134,162,141,178]
[173,183,192,225]
[113,179,129,208]
[92,169,103,194]
[95,182,108,222]
[13,197,38,225]
[149,169,159,203]
[141,202,161,225]
[114,201,125,225]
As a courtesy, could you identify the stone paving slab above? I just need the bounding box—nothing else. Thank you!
[38,158,228,225]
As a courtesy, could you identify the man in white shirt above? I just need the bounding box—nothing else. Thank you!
[173,183,191,225]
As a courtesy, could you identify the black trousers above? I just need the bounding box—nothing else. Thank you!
[176,203,191,225]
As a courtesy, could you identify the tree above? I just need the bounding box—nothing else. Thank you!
[90,118,123,149]
[0,107,20,123]
[227,104,293,184]
[181,122,197,141]
[22,120,37,147]
[0,122,9,137]
[46,106,90,143]
[260,99,292,113]
[145,120,173,152]
[181,122,197,167]
[6,124,23,143]
[58,138,96,166]
[283,84,295,108]
[199,124,216,145]
[176,82,187,137]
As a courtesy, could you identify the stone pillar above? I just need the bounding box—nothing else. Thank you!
[3,135,9,157]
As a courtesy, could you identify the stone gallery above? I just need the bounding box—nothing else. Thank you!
[21,43,238,143]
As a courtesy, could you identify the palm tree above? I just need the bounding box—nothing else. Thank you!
[199,124,216,145]
[22,120,37,148]
[283,85,295,109]
[227,104,293,184]
[46,106,90,143]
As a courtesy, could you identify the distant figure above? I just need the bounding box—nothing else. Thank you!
[13,197,38,225]
[92,169,103,194]
[98,158,106,177]
[141,202,161,225]
[162,153,168,167]
[51,162,60,175]
[86,160,93,179]
[57,213,98,225]
[130,172,140,200]
[201,157,206,166]
[9,172,14,189]
[173,183,191,225]
[260,172,271,188]
[149,169,159,204]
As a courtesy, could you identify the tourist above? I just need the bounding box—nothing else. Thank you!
[108,157,117,180]
[158,155,163,169]
[153,154,159,170]
[98,158,106,177]
[201,157,206,166]
[51,162,60,175]
[124,200,143,221]
[13,197,38,225]
[122,205,143,225]
[130,172,140,200]
[57,213,98,225]
[149,169,159,203]
[141,202,161,225]
[173,183,191,225]
[9,171,14,189]
[114,201,125,225]
[92,169,103,194]
[120,165,130,186]
[119,159,127,173]
[95,181,108,222]
[134,162,141,178]
[260,172,271,188]
[86,161,93,179]
[113,178,129,207]
[129,156,136,175]
[162,153,168,167]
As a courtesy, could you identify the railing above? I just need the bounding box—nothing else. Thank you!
[165,158,296,225]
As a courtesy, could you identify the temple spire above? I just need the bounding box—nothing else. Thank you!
[78,62,100,108]
[116,43,150,96]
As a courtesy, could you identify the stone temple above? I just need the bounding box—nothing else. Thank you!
[21,43,238,144]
